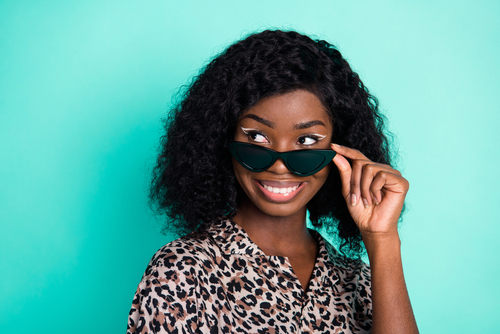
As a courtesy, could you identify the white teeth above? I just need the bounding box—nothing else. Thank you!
[262,184,300,195]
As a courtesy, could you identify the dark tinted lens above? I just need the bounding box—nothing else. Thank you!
[287,152,326,174]
[237,146,274,170]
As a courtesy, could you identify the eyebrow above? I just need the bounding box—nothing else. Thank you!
[240,114,276,128]
[293,120,327,130]
[241,114,327,130]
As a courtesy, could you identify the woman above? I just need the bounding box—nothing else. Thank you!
[127,30,418,333]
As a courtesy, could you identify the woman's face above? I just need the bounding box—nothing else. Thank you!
[233,89,333,218]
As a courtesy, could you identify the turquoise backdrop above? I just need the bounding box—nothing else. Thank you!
[1,0,499,332]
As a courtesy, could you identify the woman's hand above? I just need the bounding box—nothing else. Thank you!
[331,143,409,239]
[332,144,419,333]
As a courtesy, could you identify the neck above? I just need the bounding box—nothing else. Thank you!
[232,199,316,257]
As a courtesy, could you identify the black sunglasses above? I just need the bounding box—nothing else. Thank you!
[229,141,336,177]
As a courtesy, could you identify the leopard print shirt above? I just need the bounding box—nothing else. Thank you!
[127,220,372,333]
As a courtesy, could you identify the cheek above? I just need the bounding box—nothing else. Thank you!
[311,165,331,190]
[232,159,250,189]
[232,159,243,183]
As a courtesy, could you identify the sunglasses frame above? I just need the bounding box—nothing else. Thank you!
[229,141,337,177]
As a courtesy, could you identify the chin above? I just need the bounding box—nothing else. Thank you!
[252,199,308,218]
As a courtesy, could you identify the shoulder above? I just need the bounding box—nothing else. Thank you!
[311,229,369,275]
[325,240,370,275]
[322,238,371,295]
[141,229,220,282]
[127,231,216,334]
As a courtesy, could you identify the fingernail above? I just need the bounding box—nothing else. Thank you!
[332,143,340,148]
[351,193,357,206]
[363,198,369,208]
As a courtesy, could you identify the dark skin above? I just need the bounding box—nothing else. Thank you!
[232,89,419,333]
[232,89,331,289]
[235,199,318,289]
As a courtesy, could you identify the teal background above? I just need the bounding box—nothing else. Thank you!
[1,0,499,332]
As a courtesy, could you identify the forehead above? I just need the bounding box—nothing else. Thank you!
[238,90,331,128]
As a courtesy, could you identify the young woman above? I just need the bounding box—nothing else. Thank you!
[127,30,418,334]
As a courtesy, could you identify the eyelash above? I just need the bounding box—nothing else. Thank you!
[244,130,322,146]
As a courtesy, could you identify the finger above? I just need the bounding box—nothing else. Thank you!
[331,145,352,199]
[371,192,380,206]
[370,170,408,204]
[332,143,368,161]
[350,158,365,207]
[369,169,387,205]
[360,163,377,207]
[332,143,400,175]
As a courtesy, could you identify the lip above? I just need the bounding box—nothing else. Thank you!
[255,180,306,203]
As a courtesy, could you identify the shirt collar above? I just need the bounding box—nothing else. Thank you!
[207,219,266,257]
[207,219,344,294]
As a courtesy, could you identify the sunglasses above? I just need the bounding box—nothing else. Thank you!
[229,141,337,177]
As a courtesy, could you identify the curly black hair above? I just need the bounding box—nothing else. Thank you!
[150,30,394,257]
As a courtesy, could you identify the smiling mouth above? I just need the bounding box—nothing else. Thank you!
[261,183,300,196]
[256,181,305,201]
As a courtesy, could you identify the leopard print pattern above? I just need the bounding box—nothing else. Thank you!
[127,219,372,333]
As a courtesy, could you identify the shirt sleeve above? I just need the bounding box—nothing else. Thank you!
[352,262,372,333]
[126,261,199,333]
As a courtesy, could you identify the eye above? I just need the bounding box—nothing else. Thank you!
[297,136,319,146]
[247,131,268,143]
